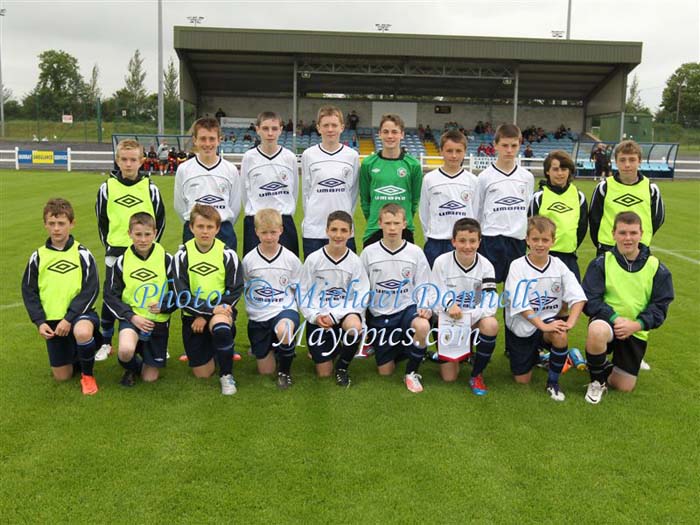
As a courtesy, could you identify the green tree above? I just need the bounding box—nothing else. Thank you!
[28,50,86,119]
[625,75,650,114]
[658,62,700,127]
[123,49,148,119]
[163,58,179,127]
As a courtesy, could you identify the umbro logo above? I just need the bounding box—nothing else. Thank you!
[376,279,404,290]
[130,268,158,282]
[494,196,524,206]
[439,200,465,211]
[612,193,643,207]
[114,194,143,208]
[47,260,78,274]
[374,185,405,197]
[254,287,285,298]
[325,287,346,299]
[318,178,345,188]
[530,295,558,308]
[196,195,224,205]
[190,261,218,277]
[259,182,287,192]
[547,202,573,214]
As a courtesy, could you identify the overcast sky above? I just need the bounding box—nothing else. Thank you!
[1,0,698,111]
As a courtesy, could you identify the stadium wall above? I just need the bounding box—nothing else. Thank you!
[200,96,584,132]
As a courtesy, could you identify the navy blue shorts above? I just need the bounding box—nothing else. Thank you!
[243,214,299,257]
[183,220,237,252]
[181,315,236,368]
[505,326,542,375]
[424,238,454,268]
[302,237,357,260]
[366,305,424,366]
[45,312,101,368]
[590,317,647,377]
[478,235,526,283]
[306,313,362,364]
[248,310,300,359]
[119,319,170,368]
[551,251,581,282]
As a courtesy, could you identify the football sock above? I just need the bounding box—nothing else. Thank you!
[586,351,608,383]
[472,334,496,377]
[118,355,142,373]
[77,337,96,376]
[336,331,361,371]
[212,323,234,377]
[100,304,115,345]
[548,345,568,384]
[406,344,426,375]
[277,342,296,374]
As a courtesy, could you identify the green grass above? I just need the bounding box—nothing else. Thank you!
[1,171,699,523]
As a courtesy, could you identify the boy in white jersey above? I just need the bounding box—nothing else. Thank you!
[243,209,302,390]
[301,105,360,258]
[173,205,243,395]
[174,117,242,251]
[361,204,432,393]
[419,129,478,268]
[241,111,299,257]
[504,217,587,401]
[431,218,499,395]
[298,211,369,387]
[476,123,534,283]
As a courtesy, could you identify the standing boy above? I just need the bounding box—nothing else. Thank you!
[589,139,665,255]
[173,204,243,395]
[243,208,302,389]
[431,218,499,395]
[96,138,166,361]
[476,123,534,283]
[504,217,587,401]
[22,198,101,395]
[529,150,587,280]
[299,211,369,387]
[582,212,673,404]
[241,111,299,256]
[301,105,360,257]
[419,129,479,267]
[174,117,242,251]
[360,114,422,247]
[360,204,433,393]
[103,213,175,387]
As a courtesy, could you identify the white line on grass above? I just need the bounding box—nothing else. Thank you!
[653,247,700,265]
[0,302,23,310]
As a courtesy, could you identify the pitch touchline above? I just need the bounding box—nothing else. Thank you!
[652,247,700,265]
[0,302,23,310]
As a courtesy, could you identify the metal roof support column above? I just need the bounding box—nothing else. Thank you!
[619,72,627,140]
[292,60,298,153]
[513,65,520,124]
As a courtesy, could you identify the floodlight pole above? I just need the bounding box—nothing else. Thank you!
[292,61,298,153]
[157,0,164,135]
[513,66,520,125]
[566,0,572,39]
[0,8,6,138]
[179,98,185,135]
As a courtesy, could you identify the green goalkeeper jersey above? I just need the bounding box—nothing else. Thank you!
[359,151,422,242]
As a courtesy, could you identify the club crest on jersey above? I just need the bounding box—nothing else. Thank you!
[279,275,289,287]
[374,185,406,197]
[401,267,413,279]
[342,167,352,178]
[396,168,407,178]
[461,191,472,202]
[551,281,561,294]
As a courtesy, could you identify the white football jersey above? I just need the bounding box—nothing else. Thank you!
[174,155,242,224]
[504,255,586,337]
[241,146,298,216]
[298,247,369,324]
[360,240,433,317]
[419,167,479,240]
[431,252,497,321]
[477,163,534,239]
[242,245,302,322]
[301,144,360,239]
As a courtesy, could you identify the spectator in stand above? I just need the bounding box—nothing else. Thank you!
[418,124,425,140]
[157,141,170,176]
[486,143,496,157]
[424,125,434,141]
[248,122,255,131]
[474,120,484,134]
[215,108,226,122]
[523,144,534,166]
[477,142,488,156]
[347,110,360,131]
[351,134,358,148]
[285,119,294,132]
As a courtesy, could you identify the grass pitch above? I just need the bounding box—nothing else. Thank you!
[1,169,698,523]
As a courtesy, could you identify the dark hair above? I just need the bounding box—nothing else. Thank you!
[613,211,642,230]
[129,212,156,231]
[379,113,405,131]
[452,218,481,239]
[256,111,284,127]
[192,117,220,137]
[326,210,353,228]
[440,129,467,149]
[189,204,222,227]
[543,150,576,182]
[43,198,74,222]
[494,123,521,143]
[379,203,406,219]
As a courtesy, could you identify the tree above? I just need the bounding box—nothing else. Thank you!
[30,50,86,119]
[658,62,700,127]
[86,64,102,103]
[123,49,148,119]
[164,58,178,101]
[625,75,650,114]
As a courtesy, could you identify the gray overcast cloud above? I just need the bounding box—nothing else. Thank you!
[1,0,698,110]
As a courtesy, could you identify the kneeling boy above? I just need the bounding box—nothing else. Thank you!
[504,217,587,401]
[243,209,303,389]
[104,212,175,387]
[22,198,101,395]
[173,204,244,395]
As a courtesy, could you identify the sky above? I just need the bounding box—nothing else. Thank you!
[1,0,698,111]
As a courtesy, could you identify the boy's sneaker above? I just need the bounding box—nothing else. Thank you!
[546,382,566,401]
[80,374,99,395]
[276,372,293,390]
[119,369,137,387]
[639,359,651,371]
[354,344,374,359]
[220,374,237,395]
[469,374,488,396]
[404,372,424,393]
[585,381,607,404]
[95,344,112,362]
[335,368,351,388]
[178,353,189,362]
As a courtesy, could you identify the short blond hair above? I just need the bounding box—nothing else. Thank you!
[116,139,144,157]
[254,208,283,230]
[614,140,643,161]
[317,105,344,126]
